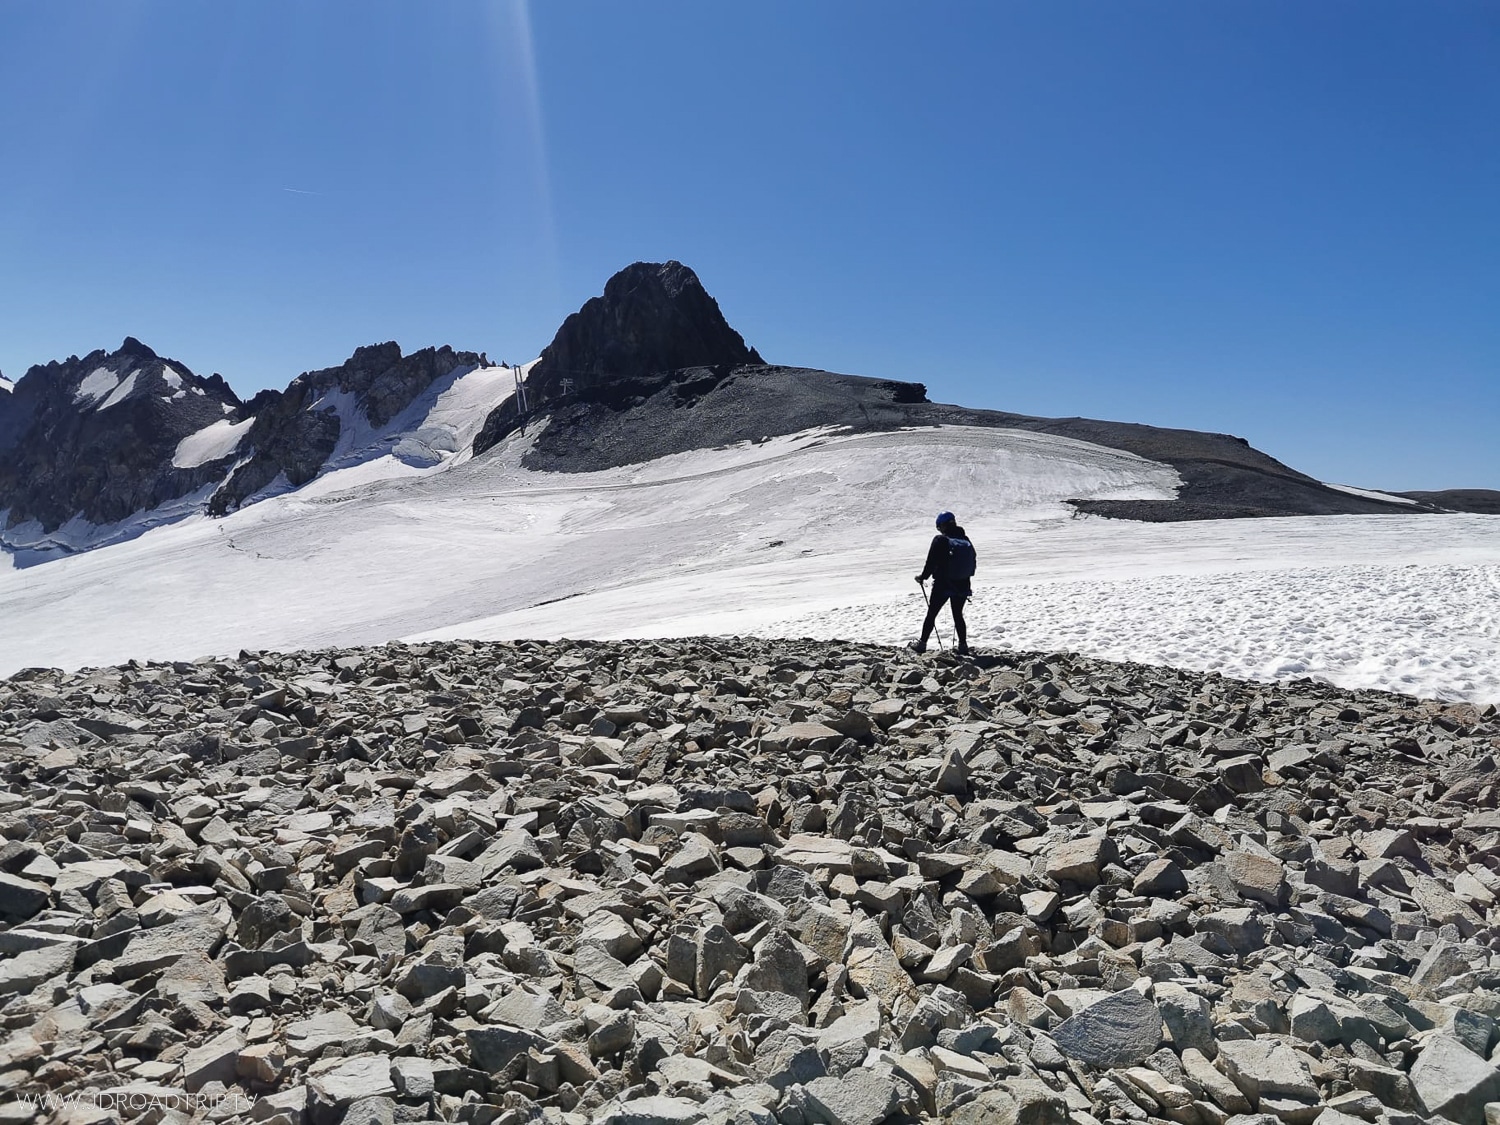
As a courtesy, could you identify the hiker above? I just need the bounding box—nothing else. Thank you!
[912,510,976,655]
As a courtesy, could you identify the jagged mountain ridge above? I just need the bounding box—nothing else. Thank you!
[0,339,489,551]
[0,337,242,531]
[0,260,1455,562]
[207,341,487,515]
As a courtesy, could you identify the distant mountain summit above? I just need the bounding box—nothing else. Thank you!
[470,264,1446,520]
[474,260,762,452]
[0,260,1478,564]
[0,338,242,531]
[537,259,763,386]
[0,338,486,556]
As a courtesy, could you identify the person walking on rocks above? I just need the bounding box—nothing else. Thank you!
[912,511,976,654]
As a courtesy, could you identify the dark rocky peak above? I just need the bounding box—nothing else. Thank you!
[0,341,245,536]
[531,260,762,396]
[279,341,481,428]
[475,261,762,453]
[3,339,237,422]
[117,335,159,361]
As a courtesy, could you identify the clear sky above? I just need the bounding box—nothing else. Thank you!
[1,3,1495,490]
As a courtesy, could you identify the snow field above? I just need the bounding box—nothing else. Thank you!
[0,418,1496,705]
[172,417,255,469]
[757,562,1500,703]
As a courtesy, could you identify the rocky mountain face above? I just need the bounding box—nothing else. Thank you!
[0,261,1467,555]
[0,338,243,532]
[208,343,483,515]
[474,261,764,454]
[0,340,483,545]
[472,263,1436,520]
[2,637,1498,1122]
[1397,490,1500,516]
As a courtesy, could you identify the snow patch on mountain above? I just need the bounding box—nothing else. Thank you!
[0,376,13,394]
[74,366,125,406]
[96,370,140,411]
[173,417,255,469]
[288,363,518,500]
[1325,482,1418,506]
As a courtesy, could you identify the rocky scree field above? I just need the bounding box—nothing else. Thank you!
[2,639,1500,1125]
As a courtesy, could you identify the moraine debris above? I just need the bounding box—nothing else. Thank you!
[0,637,1497,1123]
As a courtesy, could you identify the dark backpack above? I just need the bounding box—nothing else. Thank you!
[946,535,977,580]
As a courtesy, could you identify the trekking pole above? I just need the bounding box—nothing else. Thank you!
[917,578,945,651]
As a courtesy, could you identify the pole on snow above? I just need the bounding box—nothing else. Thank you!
[917,577,945,651]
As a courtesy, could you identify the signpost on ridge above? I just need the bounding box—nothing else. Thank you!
[513,365,529,434]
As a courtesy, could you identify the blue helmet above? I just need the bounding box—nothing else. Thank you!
[935,511,955,529]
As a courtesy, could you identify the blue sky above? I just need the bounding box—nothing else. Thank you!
[1,2,1495,490]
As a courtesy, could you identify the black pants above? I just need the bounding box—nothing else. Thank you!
[921,585,968,650]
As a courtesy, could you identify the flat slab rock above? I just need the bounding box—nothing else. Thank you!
[1052,987,1163,1067]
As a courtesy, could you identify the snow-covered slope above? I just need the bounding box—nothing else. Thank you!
[1,421,1496,703]
[1323,482,1419,506]
[0,351,513,560]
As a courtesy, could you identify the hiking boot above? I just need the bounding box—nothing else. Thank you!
[907,641,926,654]
[957,644,971,656]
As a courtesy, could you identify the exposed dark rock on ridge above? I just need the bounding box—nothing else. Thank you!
[1397,489,1500,515]
[0,337,484,541]
[1,261,1475,545]
[500,364,934,472]
[473,264,1438,521]
[0,339,243,532]
[489,358,1432,519]
[535,260,763,388]
[208,342,482,515]
[474,261,763,454]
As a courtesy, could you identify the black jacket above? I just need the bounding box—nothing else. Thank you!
[918,525,973,594]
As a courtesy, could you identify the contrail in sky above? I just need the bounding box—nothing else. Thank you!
[281,187,323,196]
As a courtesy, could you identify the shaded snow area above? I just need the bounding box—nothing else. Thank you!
[172,417,255,469]
[0,423,1495,704]
[0,485,220,565]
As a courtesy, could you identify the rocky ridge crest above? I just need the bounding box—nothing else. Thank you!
[470,266,1437,521]
[0,262,1465,550]
[208,343,483,515]
[0,339,483,543]
[474,262,764,455]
